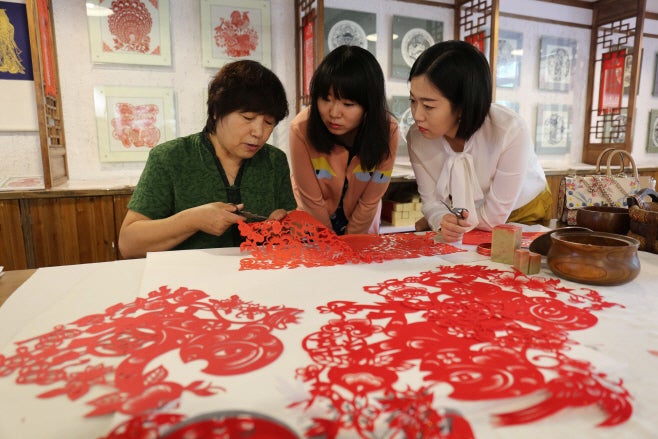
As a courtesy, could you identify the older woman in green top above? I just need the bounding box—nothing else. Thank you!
[119,60,296,258]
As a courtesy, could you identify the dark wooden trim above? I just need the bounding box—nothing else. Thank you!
[500,11,591,29]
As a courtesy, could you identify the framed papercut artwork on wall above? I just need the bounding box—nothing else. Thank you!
[535,104,571,154]
[86,0,172,66]
[390,15,443,80]
[200,0,271,68]
[389,95,415,157]
[93,86,176,162]
[496,30,522,88]
[538,36,577,92]
[0,1,38,131]
[324,8,376,57]
[647,109,658,153]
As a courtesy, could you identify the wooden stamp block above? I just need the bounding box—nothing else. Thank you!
[513,248,530,273]
[527,251,542,274]
[491,224,522,265]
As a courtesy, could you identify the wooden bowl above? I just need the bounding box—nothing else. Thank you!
[547,231,640,286]
[576,206,630,235]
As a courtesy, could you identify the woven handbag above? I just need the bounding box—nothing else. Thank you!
[557,148,656,225]
[627,188,658,254]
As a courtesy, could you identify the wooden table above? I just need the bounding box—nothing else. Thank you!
[0,269,36,307]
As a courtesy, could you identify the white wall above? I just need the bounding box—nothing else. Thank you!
[1,0,657,187]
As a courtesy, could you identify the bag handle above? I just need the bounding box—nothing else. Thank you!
[605,149,639,178]
[594,147,621,174]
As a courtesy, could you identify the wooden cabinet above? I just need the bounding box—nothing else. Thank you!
[0,200,29,270]
[0,188,133,270]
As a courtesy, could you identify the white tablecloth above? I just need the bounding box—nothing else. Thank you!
[1,247,657,438]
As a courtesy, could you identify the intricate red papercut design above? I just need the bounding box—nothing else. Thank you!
[111,103,161,148]
[214,10,258,57]
[291,265,630,438]
[107,0,153,53]
[238,210,463,270]
[0,286,302,419]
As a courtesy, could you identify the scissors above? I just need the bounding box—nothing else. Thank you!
[228,204,268,221]
[440,199,468,219]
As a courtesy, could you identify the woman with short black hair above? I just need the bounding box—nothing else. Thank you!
[407,40,551,242]
[119,60,296,258]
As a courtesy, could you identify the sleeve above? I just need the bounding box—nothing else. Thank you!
[407,129,451,231]
[289,119,333,229]
[346,121,399,234]
[127,148,174,219]
[272,149,298,212]
[477,117,532,230]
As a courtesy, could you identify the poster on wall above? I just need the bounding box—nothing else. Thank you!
[200,0,271,68]
[598,49,625,116]
[0,0,38,131]
[496,30,522,88]
[86,0,172,66]
[538,36,577,92]
[535,104,571,154]
[324,8,375,57]
[93,86,177,162]
[390,15,442,80]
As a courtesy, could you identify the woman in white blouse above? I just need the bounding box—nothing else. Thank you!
[407,40,551,242]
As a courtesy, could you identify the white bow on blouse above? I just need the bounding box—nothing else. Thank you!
[434,152,483,228]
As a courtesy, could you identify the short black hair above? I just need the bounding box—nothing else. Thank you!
[307,45,391,170]
[409,40,492,140]
[204,60,288,134]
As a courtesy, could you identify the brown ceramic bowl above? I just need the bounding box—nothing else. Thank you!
[547,231,640,286]
[576,206,630,235]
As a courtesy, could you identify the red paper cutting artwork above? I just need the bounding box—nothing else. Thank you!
[291,264,631,438]
[0,286,302,421]
[238,210,463,270]
[111,103,161,148]
[106,0,154,53]
[214,10,259,57]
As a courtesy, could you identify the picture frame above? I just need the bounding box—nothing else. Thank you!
[653,53,658,97]
[622,46,642,96]
[86,0,172,66]
[538,36,577,92]
[647,109,658,153]
[324,8,376,57]
[535,104,571,154]
[0,0,38,131]
[200,0,271,69]
[389,95,415,157]
[496,30,522,88]
[390,15,443,80]
[598,48,625,116]
[93,86,176,162]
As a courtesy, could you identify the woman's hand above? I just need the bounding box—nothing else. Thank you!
[439,210,471,243]
[193,202,244,236]
[268,208,288,221]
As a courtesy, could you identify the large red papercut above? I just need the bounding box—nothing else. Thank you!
[0,286,302,420]
[214,10,259,57]
[238,210,463,270]
[291,264,631,438]
[107,0,154,53]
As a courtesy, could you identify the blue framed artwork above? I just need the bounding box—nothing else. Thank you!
[535,104,571,154]
[496,30,522,88]
[538,36,577,92]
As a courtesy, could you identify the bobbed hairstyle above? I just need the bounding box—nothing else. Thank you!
[307,45,391,170]
[408,40,492,141]
[204,60,289,134]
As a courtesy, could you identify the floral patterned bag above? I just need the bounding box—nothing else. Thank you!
[557,148,656,225]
